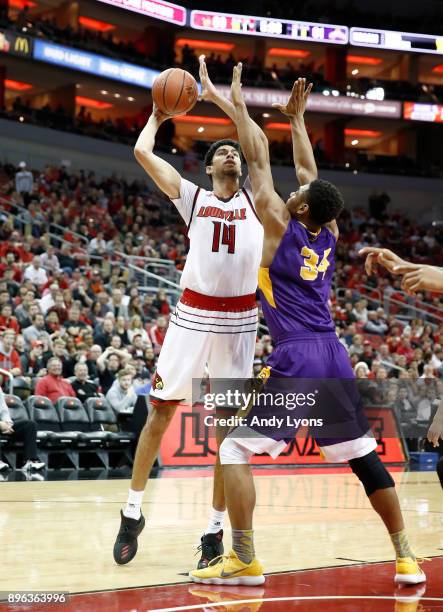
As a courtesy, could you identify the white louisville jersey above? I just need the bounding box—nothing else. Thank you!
[171,178,264,297]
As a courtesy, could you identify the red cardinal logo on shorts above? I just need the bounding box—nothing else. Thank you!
[153,372,164,390]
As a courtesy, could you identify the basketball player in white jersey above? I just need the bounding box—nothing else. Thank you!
[113,57,263,567]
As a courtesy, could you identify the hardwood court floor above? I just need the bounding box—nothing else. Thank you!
[0,470,442,595]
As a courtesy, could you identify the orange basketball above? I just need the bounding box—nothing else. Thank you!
[152,68,198,116]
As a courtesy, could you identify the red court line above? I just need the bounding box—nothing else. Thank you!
[3,557,441,612]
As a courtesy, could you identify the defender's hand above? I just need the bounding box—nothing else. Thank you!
[272,77,313,118]
[358,247,410,276]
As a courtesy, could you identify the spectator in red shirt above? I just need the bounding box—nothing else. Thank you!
[149,316,168,352]
[34,357,76,403]
[153,289,170,316]
[0,329,22,375]
[0,304,20,333]
[397,337,415,364]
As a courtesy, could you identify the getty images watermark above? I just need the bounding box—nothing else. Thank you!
[201,388,323,430]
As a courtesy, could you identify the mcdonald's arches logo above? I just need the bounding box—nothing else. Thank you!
[14,36,30,55]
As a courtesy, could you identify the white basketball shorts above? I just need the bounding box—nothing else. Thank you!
[150,288,258,403]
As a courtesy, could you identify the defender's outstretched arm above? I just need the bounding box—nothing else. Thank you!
[273,78,338,238]
[230,63,287,228]
[273,78,316,186]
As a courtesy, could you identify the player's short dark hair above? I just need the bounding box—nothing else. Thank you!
[307,179,344,225]
[204,139,242,167]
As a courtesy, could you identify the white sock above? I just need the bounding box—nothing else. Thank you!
[205,508,225,534]
[123,488,144,520]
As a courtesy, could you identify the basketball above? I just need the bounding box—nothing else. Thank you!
[152,68,198,115]
[4,0,443,605]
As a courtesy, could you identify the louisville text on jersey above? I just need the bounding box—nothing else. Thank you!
[196,206,247,222]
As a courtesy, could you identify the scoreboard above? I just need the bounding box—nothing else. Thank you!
[191,10,348,45]
[350,27,443,55]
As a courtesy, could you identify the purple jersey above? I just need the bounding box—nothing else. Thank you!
[258,219,336,339]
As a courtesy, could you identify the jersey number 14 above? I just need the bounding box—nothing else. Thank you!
[212,222,236,254]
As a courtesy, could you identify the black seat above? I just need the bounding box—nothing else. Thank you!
[26,395,62,438]
[85,397,133,440]
[4,394,29,421]
[26,395,78,468]
[56,397,91,433]
[84,397,134,468]
[56,396,119,469]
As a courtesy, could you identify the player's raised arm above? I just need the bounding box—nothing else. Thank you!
[133,108,181,199]
[230,63,288,229]
[272,78,316,186]
[273,79,339,239]
[199,55,237,122]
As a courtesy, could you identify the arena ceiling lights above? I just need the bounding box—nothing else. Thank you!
[173,115,232,125]
[267,48,311,58]
[347,55,383,65]
[9,0,36,8]
[75,96,113,110]
[175,38,235,51]
[78,17,116,32]
[344,129,382,137]
[5,79,33,90]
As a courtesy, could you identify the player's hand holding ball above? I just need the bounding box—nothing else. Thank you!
[152,68,198,117]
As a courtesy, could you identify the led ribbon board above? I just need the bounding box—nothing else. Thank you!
[404,102,443,122]
[350,27,443,55]
[191,10,348,45]
[95,0,186,26]
[33,40,159,88]
[215,85,402,118]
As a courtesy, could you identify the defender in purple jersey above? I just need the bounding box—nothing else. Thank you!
[190,70,425,587]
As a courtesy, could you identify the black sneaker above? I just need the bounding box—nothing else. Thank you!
[197,529,224,569]
[113,510,145,565]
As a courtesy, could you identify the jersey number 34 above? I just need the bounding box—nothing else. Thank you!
[300,247,331,281]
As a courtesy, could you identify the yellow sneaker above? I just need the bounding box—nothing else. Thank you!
[189,550,265,586]
[395,557,427,585]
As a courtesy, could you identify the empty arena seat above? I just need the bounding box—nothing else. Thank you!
[56,397,91,433]
[26,396,62,434]
[84,397,115,430]
[25,395,80,468]
[4,395,29,421]
[84,397,134,444]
